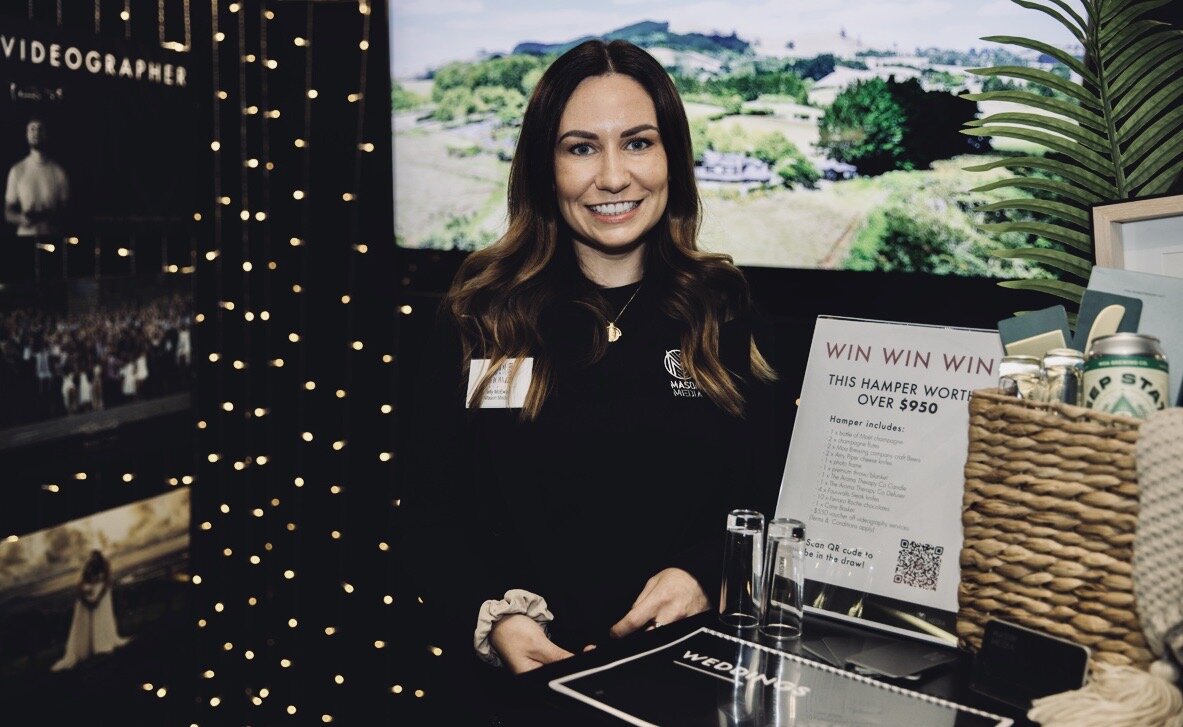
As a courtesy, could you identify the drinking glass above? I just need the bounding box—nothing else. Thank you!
[719,509,765,629]
[759,517,806,640]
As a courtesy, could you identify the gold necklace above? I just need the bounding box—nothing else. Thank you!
[606,283,642,343]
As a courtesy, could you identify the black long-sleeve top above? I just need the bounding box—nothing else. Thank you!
[400,276,782,664]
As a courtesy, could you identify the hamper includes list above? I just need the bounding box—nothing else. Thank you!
[777,317,1002,642]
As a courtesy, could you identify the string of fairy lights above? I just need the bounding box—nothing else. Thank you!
[290,6,314,713]
[254,0,284,716]
[195,0,397,722]
[202,0,258,718]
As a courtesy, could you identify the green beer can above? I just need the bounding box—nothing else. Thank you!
[1083,333,1170,418]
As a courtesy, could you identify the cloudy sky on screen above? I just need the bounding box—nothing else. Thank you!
[391,0,1080,78]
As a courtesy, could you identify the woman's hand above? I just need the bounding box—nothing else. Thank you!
[609,567,709,639]
[489,614,574,674]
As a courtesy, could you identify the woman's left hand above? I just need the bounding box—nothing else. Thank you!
[609,567,709,639]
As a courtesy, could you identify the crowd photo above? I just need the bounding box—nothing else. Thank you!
[0,291,193,429]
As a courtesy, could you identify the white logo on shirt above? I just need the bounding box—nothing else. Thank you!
[664,349,702,398]
[664,349,692,380]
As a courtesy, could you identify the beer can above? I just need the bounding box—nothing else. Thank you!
[999,355,1042,399]
[1083,333,1170,418]
[1042,348,1085,405]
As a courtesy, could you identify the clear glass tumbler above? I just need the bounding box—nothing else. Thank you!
[759,517,806,640]
[719,509,765,629]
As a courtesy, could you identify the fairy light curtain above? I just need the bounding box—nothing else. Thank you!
[195,0,398,723]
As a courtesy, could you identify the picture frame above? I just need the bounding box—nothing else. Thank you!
[1091,193,1183,278]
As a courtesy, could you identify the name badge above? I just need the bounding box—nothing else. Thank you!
[467,357,533,409]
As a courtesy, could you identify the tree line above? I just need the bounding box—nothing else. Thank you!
[395,52,1017,181]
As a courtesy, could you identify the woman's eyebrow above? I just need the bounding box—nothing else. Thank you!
[556,123,659,143]
[557,129,597,142]
[620,123,659,137]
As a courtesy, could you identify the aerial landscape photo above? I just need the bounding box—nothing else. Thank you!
[391,0,1082,277]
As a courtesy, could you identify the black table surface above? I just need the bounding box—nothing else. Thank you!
[496,611,1035,727]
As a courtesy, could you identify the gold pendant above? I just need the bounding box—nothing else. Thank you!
[607,322,622,342]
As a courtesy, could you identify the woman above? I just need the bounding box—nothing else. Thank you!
[403,39,782,694]
[52,550,130,671]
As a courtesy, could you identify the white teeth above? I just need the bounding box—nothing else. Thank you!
[589,201,639,216]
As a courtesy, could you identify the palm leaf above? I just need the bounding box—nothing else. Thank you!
[961,127,1112,177]
[1108,33,1183,96]
[1042,0,1089,32]
[1123,105,1183,170]
[1118,81,1183,146]
[978,222,1092,252]
[991,248,1093,279]
[1104,23,1178,76]
[980,35,1093,82]
[961,90,1106,131]
[1110,58,1181,122]
[1101,0,1174,25]
[1141,157,1183,196]
[967,66,1097,107]
[976,198,1090,228]
[967,112,1108,151]
[1099,18,1162,59]
[1125,139,1183,191]
[963,157,1116,199]
[969,177,1101,208]
[998,279,1087,304]
[1010,0,1086,43]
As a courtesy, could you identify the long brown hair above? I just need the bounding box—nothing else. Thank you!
[446,39,775,419]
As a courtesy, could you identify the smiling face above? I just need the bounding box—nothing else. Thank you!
[554,73,669,265]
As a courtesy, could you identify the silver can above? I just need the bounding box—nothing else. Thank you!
[999,355,1042,399]
[1042,348,1085,406]
[1083,333,1170,418]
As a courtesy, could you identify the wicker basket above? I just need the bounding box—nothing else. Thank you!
[958,388,1152,668]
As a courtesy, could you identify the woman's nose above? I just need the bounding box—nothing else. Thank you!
[595,148,630,193]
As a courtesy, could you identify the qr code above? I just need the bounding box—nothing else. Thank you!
[893,539,944,591]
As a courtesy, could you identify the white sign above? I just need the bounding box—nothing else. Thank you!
[777,317,1002,639]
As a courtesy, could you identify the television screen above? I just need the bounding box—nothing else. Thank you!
[391,1,1078,277]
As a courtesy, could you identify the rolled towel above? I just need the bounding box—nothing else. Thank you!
[1134,408,1183,665]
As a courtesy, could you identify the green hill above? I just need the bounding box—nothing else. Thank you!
[512,20,750,57]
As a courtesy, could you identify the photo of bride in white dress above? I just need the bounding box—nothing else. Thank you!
[0,487,189,697]
[51,549,130,671]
